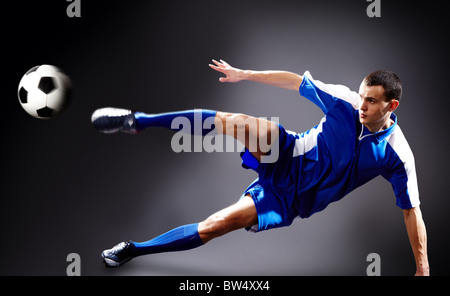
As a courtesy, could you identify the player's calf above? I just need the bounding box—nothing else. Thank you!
[198,196,258,243]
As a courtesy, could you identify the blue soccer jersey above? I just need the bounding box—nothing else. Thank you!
[241,71,419,228]
[293,71,420,217]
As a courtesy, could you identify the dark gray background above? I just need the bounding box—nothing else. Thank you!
[2,0,449,275]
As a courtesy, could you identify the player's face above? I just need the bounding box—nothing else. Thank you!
[358,83,399,133]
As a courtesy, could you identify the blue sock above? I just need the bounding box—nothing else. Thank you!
[134,109,217,136]
[129,223,204,257]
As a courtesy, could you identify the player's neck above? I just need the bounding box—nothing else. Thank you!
[364,114,394,134]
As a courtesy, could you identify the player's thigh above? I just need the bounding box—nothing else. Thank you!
[198,195,257,243]
[214,111,279,161]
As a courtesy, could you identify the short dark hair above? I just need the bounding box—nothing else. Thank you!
[364,70,402,101]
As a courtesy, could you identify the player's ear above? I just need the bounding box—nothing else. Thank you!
[389,99,399,112]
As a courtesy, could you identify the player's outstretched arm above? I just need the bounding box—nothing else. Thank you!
[403,206,430,276]
[209,59,302,91]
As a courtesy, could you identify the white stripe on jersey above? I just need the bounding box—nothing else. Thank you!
[303,71,361,110]
[386,126,420,207]
[288,117,326,158]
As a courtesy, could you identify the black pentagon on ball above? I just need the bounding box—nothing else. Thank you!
[18,87,28,104]
[36,106,55,118]
[38,77,56,94]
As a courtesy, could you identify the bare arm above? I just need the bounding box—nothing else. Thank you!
[209,59,303,91]
[403,206,430,276]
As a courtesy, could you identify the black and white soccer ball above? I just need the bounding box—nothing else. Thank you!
[17,65,72,119]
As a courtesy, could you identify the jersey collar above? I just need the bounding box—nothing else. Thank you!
[361,113,397,144]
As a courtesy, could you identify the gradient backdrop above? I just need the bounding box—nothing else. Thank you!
[2,0,449,275]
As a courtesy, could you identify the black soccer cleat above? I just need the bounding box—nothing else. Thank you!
[91,107,139,134]
[101,241,134,267]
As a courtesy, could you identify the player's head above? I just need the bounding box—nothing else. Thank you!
[363,70,402,102]
[358,70,401,131]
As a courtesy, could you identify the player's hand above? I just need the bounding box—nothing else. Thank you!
[209,59,244,83]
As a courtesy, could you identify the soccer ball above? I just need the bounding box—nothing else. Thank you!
[17,65,72,119]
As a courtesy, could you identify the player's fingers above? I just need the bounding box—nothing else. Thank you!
[212,59,228,68]
[209,63,225,73]
[219,59,230,66]
[212,59,223,67]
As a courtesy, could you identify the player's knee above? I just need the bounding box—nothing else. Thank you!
[199,213,235,241]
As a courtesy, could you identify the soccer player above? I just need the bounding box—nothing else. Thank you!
[92,59,429,276]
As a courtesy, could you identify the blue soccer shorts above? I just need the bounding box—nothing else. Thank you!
[239,124,300,233]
